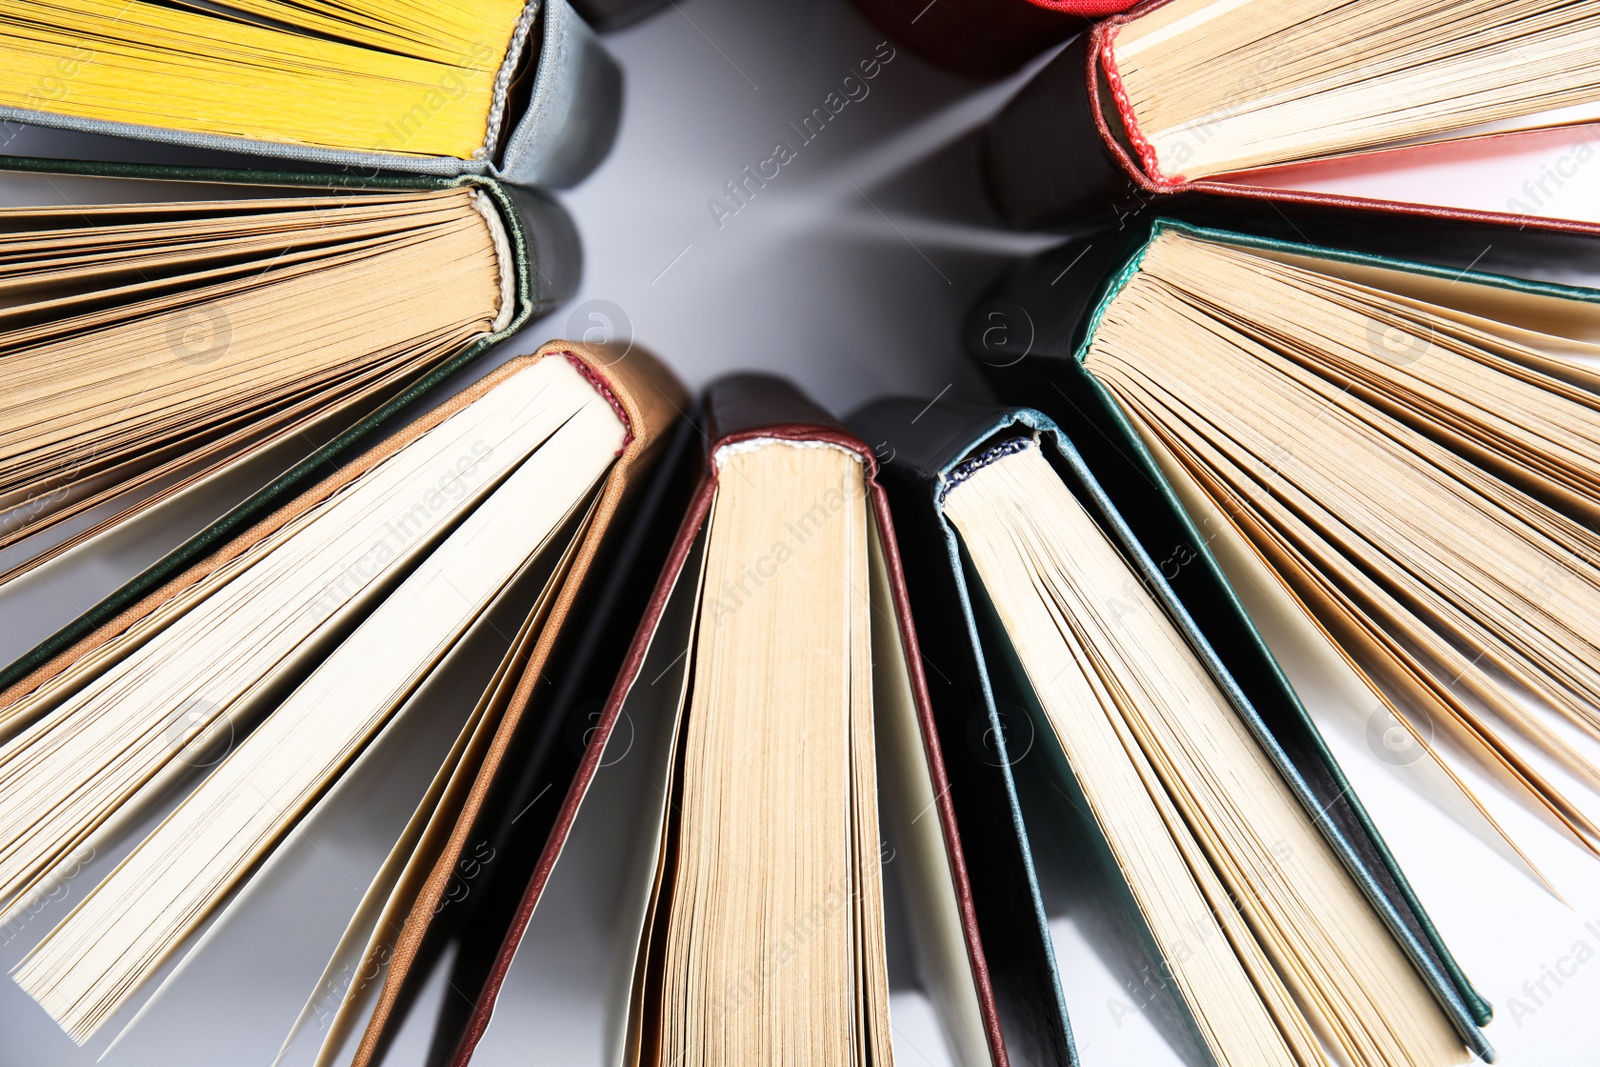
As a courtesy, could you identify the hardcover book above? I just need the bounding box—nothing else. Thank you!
[436,374,1012,1067]
[853,397,1494,1067]
[984,0,1600,230]
[0,0,621,187]
[0,341,689,1063]
[0,156,575,641]
[973,212,1600,993]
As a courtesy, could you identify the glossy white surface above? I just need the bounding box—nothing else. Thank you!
[0,1,1595,1065]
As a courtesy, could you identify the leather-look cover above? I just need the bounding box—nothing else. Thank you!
[849,400,1079,1067]
[0,156,574,702]
[976,203,1600,332]
[347,341,690,1067]
[984,0,1600,235]
[437,373,1011,1067]
[982,34,1139,224]
[970,220,1509,1056]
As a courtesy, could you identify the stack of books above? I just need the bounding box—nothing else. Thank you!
[1,1,1597,1065]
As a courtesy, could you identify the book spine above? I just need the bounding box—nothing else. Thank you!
[493,0,623,188]
[484,181,583,315]
[965,232,1138,384]
[851,402,1079,1067]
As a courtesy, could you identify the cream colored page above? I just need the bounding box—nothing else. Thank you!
[13,371,626,1042]
[0,357,600,922]
[1111,0,1600,178]
[1120,402,1558,892]
[656,442,883,1067]
[943,447,1314,1067]
[866,515,991,1067]
[1084,232,1600,841]
[948,445,1467,1067]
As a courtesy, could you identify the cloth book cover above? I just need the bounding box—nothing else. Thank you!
[850,395,1495,1064]
[983,0,1600,232]
[438,374,1014,1067]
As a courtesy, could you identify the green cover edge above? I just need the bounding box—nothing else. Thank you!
[0,162,539,694]
[1068,216,1499,1034]
[1160,217,1600,305]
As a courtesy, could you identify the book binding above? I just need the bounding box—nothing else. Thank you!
[983,2,1600,235]
[436,374,1013,1067]
[0,0,619,188]
[968,222,1508,1057]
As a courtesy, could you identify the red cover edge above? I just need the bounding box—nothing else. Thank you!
[1096,21,1179,184]
[866,475,1010,1067]
[449,416,1010,1067]
[1024,0,1138,15]
[1082,5,1600,238]
[446,472,717,1067]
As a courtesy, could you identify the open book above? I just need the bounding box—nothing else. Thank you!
[979,216,1600,866]
[0,0,618,185]
[0,158,574,619]
[429,375,1009,1067]
[1119,223,1600,853]
[986,0,1600,229]
[854,399,1494,1067]
[0,342,686,1061]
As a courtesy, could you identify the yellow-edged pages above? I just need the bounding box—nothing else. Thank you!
[0,0,530,158]
[943,442,1469,1067]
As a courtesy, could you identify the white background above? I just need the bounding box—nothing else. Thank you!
[0,1,1597,1065]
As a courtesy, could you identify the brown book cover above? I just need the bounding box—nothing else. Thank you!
[337,340,692,1065]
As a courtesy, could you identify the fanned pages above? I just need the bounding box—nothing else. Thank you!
[1109,0,1600,182]
[941,440,1471,1067]
[0,2,621,184]
[272,579,553,1067]
[101,527,559,1065]
[0,0,523,157]
[0,183,517,588]
[2,353,634,1043]
[985,0,1600,227]
[1082,225,1600,852]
